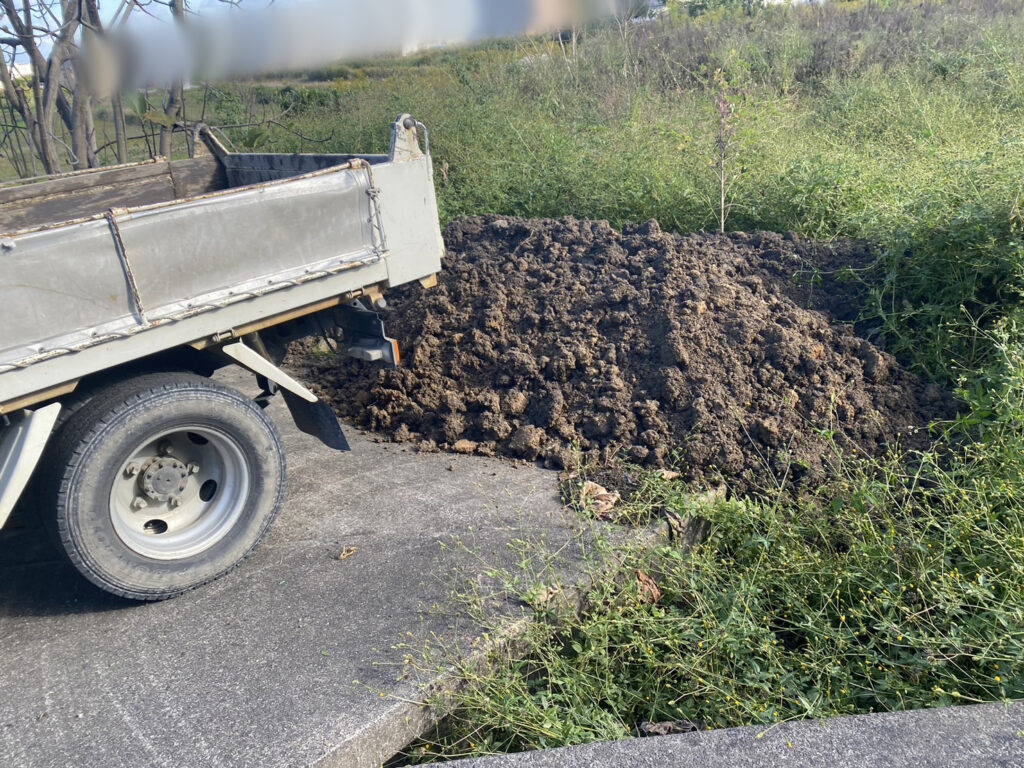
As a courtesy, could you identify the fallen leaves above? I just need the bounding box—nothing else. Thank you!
[579,481,621,518]
[638,720,701,737]
[636,570,662,604]
[665,510,688,540]
[338,546,359,561]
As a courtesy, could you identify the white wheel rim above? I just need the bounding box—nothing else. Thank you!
[109,426,252,561]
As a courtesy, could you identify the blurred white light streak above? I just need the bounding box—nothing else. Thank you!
[111,0,617,87]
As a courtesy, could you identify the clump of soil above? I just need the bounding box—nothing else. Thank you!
[306,216,953,492]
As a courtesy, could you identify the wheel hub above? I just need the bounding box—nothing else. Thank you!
[140,457,189,502]
[110,425,251,561]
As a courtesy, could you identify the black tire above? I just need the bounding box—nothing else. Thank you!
[39,372,286,601]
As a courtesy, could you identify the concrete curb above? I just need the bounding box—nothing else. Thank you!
[313,699,438,768]
[446,702,1024,768]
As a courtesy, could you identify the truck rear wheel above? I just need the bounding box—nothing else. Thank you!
[40,373,286,601]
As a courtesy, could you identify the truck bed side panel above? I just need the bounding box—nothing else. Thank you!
[0,158,227,232]
[0,166,379,376]
[0,260,390,406]
[116,170,376,318]
[1,220,135,364]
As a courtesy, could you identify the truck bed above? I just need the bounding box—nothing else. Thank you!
[0,150,384,233]
[0,119,444,411]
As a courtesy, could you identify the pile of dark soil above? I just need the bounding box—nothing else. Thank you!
[305,216,953,492]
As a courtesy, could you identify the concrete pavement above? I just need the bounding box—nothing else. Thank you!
[0,388,572,768]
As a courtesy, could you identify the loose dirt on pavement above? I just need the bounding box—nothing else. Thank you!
[302,216,954,493]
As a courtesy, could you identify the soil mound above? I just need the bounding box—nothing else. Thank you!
[308,216,952,492]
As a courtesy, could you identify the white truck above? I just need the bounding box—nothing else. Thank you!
[0,116,443,600]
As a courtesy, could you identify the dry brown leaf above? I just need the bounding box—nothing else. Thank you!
[636,570,662,604]
[592,494,620,518]
[338,546,359,561]
[665,510,687,539]
[580,481,621,519]
[639,720,700,737]
[656,469,681,481]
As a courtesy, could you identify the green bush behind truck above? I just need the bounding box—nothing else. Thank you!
[0,116,443,600]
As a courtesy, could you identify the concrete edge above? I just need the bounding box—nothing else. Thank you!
[444,700,1024,768]
[309,522,674,768]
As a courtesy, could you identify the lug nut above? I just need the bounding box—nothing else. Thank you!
[124,463,141,477]
[187,464,201,475]
[157,440,174,456]
[168,497,181,509]
[131,497,148,511]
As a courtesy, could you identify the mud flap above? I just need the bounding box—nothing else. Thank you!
[281,390,351,452]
